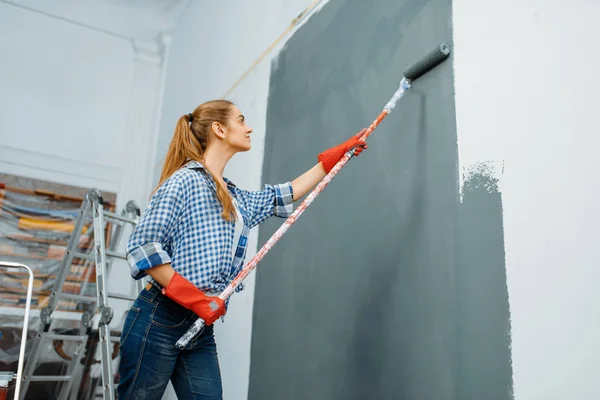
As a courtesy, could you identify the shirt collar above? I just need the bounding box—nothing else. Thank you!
[183,160,237,188]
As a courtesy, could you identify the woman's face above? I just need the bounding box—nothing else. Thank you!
[223,105,253,152]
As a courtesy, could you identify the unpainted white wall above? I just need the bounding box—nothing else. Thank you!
[0,2,133,193]
[0,0,168,369]
[453,0,600,398]
[156,1,325,399]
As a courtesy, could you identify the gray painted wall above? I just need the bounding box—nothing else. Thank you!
[456,163,513,399]
[245,0,507,398]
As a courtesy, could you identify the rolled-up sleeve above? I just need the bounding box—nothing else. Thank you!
[237,182,294,228]
[125,175,185,279]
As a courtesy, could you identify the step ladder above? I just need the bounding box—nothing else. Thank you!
[0,261,35,400]
[18,188,141,400]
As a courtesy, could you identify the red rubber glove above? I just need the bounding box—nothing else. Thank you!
[162,272,226,325]
[318,128,368,173]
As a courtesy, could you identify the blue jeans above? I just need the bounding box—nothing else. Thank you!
[117,284,223,399]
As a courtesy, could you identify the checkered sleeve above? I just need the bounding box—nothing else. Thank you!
[125,174,186,280]
[238,182,294,228]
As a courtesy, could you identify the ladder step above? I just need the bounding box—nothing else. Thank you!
[107,292,137,301]
[72,251,94,261]
[43,333,88,342]
[106,250,127,260]
[29,375,74,382]
[0,372,16,381]
[73,250,127,261]
[58,292,135,302]
[59,293,96,302]
[103,211,138,225]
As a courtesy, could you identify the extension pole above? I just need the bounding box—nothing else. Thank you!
[176,42,452,349]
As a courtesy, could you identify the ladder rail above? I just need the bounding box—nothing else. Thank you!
[90,192,116,400]
[44,198,92,321]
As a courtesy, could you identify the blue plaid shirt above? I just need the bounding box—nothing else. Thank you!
[125,160,294,294]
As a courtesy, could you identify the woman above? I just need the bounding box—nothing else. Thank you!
[118,99,367,399]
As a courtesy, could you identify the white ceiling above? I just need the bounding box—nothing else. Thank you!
[1,0,190,43]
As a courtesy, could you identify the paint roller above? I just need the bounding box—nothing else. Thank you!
[175,42,452,349]
[404,42,451,81]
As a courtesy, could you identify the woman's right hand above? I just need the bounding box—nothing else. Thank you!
[162,272,226,325]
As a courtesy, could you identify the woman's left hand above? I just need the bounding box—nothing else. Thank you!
[318,128,369,173]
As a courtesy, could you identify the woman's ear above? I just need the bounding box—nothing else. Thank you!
[211,121,226,140]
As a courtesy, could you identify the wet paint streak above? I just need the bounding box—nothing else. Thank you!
[176,79,412,347]
[456,161,514,399]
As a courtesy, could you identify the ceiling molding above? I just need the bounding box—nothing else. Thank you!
[99,0,184,13]
[132,33,172,63]
[0,0,190,42]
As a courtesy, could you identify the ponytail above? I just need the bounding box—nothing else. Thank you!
[154,103,237,222]
[156,114,200,187]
